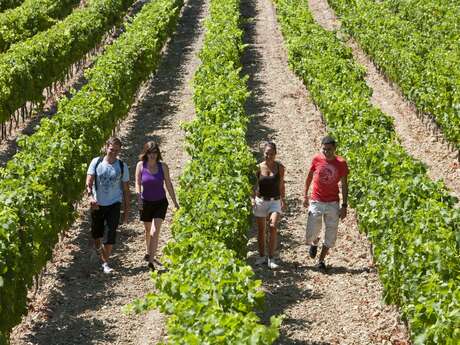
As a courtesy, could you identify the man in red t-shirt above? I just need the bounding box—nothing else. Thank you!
[303,136,349,272]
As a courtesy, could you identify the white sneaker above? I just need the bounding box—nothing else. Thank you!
[102,262,113,274]
[267,257,279,269]
[255,256,267,265]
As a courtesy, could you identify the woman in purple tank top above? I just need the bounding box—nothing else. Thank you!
[135,141,179,271]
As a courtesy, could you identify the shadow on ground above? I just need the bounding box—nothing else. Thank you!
[241,0,276,157]
[122,0,205,162]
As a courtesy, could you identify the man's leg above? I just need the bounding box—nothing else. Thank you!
[320,202,340,264]
[102,203,121,266]
[318,245,330,263]
[102,244,112,262]
[305,203,322,259]
[91,208,105,262]
[94,238,102,251]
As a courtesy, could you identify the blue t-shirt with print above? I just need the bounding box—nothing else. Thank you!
[87,157,129,206]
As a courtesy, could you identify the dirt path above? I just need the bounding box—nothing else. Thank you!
[241,0,409,343]
[10,0,207,343]
[308,0,460,202]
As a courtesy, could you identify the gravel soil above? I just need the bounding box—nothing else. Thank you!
[10,0,207,343]
[308,0,460,201]
[242,0,410,344]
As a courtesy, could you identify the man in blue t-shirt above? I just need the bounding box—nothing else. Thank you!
[86,137,130,274]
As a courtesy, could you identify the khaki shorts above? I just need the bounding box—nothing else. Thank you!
[253,197,282,218]
[305,201,340,248]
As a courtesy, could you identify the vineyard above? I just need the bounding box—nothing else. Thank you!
[0,0,80,53]
[0,0,23,12]
[0,0,459,344]
[327,0,460,153]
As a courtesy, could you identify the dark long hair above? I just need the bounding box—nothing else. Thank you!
[264,141,277,154]
[139,141,163,162]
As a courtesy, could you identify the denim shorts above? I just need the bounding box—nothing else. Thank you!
[253,196,282,218]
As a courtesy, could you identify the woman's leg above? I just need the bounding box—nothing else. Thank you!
[268,212,281,258]
[148,218,164,260]
[256,217,266,257]
[143,222,151,255]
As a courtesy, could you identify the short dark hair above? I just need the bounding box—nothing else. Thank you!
[106,137,122,147]
[321,136,337,145]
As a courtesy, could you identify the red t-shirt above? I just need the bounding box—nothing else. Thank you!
[309,154,349,202]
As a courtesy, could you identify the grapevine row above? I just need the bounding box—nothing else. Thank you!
[382,0,460,46]
[0,0,136,125]
[327,0,460,153]
[0,0,182,342]
[0,0,80,53]
[128,0,281,342]
[273,0,460,343]
[0,0,23,12]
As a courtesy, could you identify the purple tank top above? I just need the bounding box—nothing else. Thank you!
[141,162,166,201]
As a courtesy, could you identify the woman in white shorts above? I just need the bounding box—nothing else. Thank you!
[252,142,286,269]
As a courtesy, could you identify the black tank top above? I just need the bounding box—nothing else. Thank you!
[258,162,280,198]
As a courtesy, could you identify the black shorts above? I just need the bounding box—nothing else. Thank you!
[91,202,121,245]
[140,198,168,221]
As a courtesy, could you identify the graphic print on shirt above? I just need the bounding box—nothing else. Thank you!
[317,162,338,186]
[99,165,119,193]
